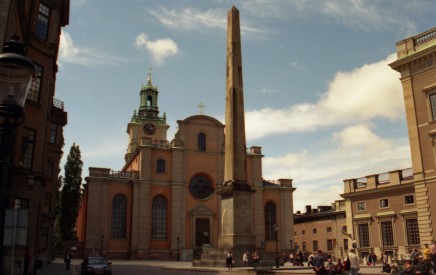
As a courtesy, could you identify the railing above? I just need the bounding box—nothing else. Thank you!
[110,170,137,179]
[415,29,436,46]
[53,98,64,109]
[355,177,367,188]
[377,172,390,184]
[401,168,413,180]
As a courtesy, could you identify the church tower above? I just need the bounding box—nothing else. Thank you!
[125,71,169,162]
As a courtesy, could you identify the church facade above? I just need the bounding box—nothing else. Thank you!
[76,75,295,260]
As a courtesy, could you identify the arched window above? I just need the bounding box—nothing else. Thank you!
[147,95,153,107]
[152,195,167,239]
[198,133,206,152]
[111,195,127,238]
[265,202,277,241]
[157,159,165,173]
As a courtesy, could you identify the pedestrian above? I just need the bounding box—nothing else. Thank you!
[431,241,436,274]
[313,250,327,275]
[226,250,234,271]
[348,248,359,275]
[64,248,72,271]
[23,246,31,275]
[253,251,260,265]
[416,255,431,275]
[243,251,249,267]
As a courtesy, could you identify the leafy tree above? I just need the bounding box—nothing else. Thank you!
[59,143,83,240]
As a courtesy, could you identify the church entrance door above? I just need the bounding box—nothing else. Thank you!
[195,218,210,247]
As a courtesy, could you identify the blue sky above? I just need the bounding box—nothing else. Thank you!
[56,0,435,212]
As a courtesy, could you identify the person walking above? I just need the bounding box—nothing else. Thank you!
[23,246,31,275]
[64,249,72,271]
[226,250,234,271]
[243,251,249,267]
[348,248,359,275]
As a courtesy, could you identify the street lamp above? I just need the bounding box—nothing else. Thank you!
[0,34,35,273]
[273,223,279,268]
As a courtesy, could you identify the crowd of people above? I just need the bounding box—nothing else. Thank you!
[224,241,436,275]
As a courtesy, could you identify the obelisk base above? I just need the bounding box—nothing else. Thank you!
[217,182,256,249]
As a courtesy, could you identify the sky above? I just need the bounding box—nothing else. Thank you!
[56,0,436,213]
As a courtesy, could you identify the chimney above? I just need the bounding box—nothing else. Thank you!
[305,205,311,214]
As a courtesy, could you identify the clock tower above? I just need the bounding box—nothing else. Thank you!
[125,71,169,163]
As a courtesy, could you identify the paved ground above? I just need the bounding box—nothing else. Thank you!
[34,258,390,275]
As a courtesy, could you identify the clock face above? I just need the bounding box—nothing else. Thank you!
[143,123,156,135]
[189,175,214,200]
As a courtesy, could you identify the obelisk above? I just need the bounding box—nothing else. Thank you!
[218,5,256,249]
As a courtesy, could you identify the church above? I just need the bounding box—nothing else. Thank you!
[76,6,295,262]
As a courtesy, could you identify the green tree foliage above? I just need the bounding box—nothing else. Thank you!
[59,143,83,240]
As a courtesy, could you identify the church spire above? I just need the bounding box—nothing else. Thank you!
[138,67,159,118]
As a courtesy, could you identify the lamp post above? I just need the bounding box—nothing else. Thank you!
[274,223,279,268]
[0,35,35,273]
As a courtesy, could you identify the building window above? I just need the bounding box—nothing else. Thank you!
[20,128,36,170]
[344,239,349,250]
[381,221,394,246]
[198,133,206,152]
[49,124,57,144]
[327,239,333,252]
[36,3,50,40]
[156,159,165,173]
[302,241,306,252]
[47,158,54,179]
[313,240,318,251]
[28,63,43,103]
[313,228,317,234]
[152,195,167,239]
[294,231,297,236]
[40,227,48,249]
[430,93,436,121]
[42,192,51,214]
[15,199,29,209]
[111,195,127,238]
[265,202,276,241]
[327,227,332,233]
[357,201,366,211]
[358,223,370,248]
[404,195,415,205]
[302,230,305,236]
[406,218,420,245]
[380,199,389,208]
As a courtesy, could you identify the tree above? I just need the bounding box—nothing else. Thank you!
[59,143,83,240]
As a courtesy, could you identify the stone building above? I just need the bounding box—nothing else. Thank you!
[77,74,295,261]
[342,168,417,260]
[390,27,436,246]
[293,201,347,259]
[0,0,69,274]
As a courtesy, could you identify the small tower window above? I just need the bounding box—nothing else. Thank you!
[198,133,206,152]
[147,95,152,107]
[157,159,165,173]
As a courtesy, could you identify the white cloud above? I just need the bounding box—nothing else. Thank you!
[250,54,410,212]
[263,125,411,212]
[148,7,265,37]
[245,54,403,140]
[241,0,419,34]
[59,31,126,67]
[135,33,179,65]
